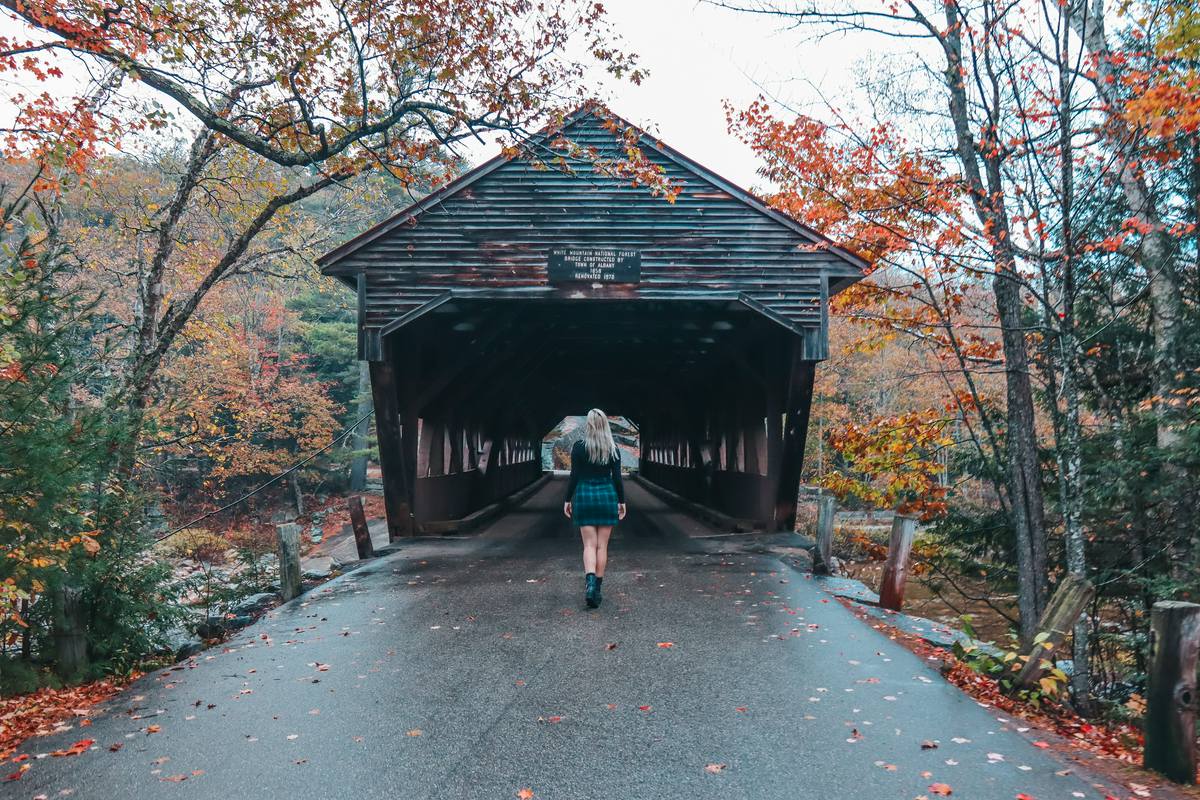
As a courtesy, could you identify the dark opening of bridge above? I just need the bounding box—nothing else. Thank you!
[319,105,865,538]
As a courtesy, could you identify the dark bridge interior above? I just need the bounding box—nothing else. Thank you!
[320,106,865,538]
[369,294,819,529]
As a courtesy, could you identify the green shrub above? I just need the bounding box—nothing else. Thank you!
[0,657,41,696]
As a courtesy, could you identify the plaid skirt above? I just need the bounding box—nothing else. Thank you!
[572,477,619,526]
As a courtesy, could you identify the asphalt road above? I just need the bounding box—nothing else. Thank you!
[10,479,1114,800]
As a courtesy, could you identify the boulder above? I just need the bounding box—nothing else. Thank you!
[229,592,276,616]
[301,555,334,580]
[163,626,205,660]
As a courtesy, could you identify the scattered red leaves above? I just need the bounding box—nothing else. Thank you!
[835,597,1148,768]
[0,679,131,762]
[929,783,953,795]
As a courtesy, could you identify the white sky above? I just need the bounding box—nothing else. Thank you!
[0,0,873,193]
[502,0,870,191]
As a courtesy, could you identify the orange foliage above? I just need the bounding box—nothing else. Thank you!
[729,99,1007,519]
[820,408,953,520]
[155,316,341,500]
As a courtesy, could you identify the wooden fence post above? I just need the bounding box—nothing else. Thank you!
[813,494,836,575]
[1011,574,1095,692]
[878,514,916,611]
[276,523,302,601]
[1144,600,1200,783]
[348,495,375,560]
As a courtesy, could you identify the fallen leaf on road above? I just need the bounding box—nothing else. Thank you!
[50,739,94,757]
[656,642,674,649]
[929,783,953,795]
[145,725,161,734]
[605,643,618,650]
[516,789,534,799]
[1032,741,1049,748]
[704,763,727,774]
[406,730,422,737]
[921,740,939,749]
[638,705,652,712]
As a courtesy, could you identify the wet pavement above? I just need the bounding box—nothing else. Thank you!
[11,479,1114,799]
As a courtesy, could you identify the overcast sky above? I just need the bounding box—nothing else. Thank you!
[520,0,870,191]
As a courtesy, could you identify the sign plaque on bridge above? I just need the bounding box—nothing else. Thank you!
[548,248,641,284]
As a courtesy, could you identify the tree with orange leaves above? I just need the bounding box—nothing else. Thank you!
[0,0,653,438]
[719,0,1200,713]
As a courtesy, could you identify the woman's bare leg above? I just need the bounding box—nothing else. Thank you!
[594,525,613,577]
[579,525,598,574]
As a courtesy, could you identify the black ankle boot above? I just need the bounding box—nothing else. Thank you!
[594,576,603,608]
[585,573,599,608]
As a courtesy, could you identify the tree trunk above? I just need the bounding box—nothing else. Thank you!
[290,472,304,518]
[992,267,1050,644]
[52,585,88,680]
[349,360,371,492]
[936,3,1049,644]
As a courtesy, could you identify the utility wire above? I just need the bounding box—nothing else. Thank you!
[153,409,375,544]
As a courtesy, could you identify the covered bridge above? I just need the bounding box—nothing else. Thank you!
[318,105,865,538]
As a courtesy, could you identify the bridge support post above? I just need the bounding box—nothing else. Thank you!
[770,342,815,531]
[369,357,414,540]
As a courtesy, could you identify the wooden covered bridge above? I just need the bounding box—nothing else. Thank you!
[319,106,865,538]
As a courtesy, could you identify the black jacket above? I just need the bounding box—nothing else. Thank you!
[564,439,625,503]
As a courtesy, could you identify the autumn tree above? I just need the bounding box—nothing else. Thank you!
[0,180,177,682]
[1,0,647,441]
[720,0,1199,711]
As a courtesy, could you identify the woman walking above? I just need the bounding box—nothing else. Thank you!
[563,409,626,608]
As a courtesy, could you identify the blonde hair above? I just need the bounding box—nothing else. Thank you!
[583,409,616,464]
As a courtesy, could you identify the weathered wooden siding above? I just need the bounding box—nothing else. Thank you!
[321,111,860,354]
[322,107,866,533]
